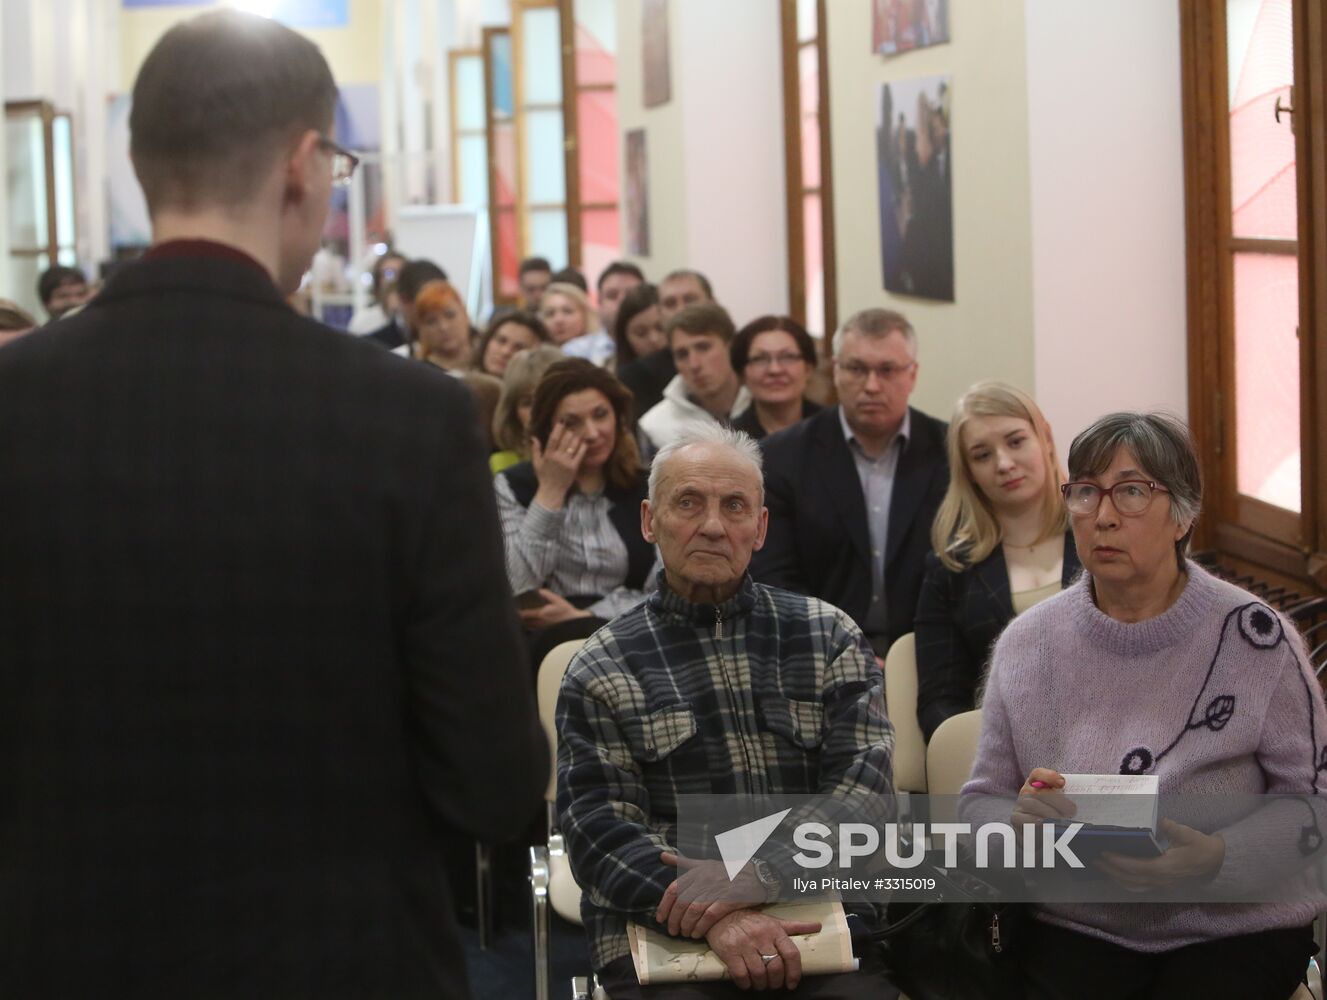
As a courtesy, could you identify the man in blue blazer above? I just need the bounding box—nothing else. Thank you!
[752,309,949,655]
[0,12,544,998]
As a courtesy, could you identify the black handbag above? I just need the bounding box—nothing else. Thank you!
[870,862,1026,1000]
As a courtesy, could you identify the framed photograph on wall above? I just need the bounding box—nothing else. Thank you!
[873,0,950,57]
[877,74,953,301]
[625,129,650,256]
[642,0,671,108]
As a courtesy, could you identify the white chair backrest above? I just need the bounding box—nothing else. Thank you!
[926,709,983,796]
[537,640,587,803]
[883,633,927,793]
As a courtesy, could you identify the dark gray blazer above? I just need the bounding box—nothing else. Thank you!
[0,251,546,997]
[752,404,950,647]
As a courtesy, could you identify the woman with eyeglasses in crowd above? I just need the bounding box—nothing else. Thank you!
[914,381,1080,741]
[729,316,822,441]
[962,411,1325,999]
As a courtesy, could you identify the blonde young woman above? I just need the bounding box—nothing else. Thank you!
[913,381,1080,740]
[541,281,614,366]
[489,345,565,475]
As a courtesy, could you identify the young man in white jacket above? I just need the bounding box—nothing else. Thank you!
[639,302,752,453]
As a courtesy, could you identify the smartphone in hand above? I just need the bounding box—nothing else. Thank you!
[515,589,550,610]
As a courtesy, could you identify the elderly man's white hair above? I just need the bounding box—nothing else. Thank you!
[647,424,764,505]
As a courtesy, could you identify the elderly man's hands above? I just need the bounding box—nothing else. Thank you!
[655,852,766,939]
[705,909,821,991]
[1096,819,1225,892]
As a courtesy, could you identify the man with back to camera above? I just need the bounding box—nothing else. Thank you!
[752,308,949,657]
[617,267,714,416]
[0,11,545,998]
[638,302,752,454]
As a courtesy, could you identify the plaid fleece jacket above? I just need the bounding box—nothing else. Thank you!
[555,573,894,969]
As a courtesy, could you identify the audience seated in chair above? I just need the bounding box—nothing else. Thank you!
[914,381,1079,741]
[616,268,714,416]
[752,308,948,657]
[729,315,823,441]
[637,303,752,454]
[489,344,566,476]
[596,260,645,341]
[544,282,614,367]
[557,424,899,998]
[411,280,473,374]
[495,358,655,665]
[364,257,444,351]
[474,309,550,378]
[961,411,1325,1000]
[611,283,666,378]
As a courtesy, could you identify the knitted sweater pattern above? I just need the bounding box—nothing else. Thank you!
[963,562,1327,952]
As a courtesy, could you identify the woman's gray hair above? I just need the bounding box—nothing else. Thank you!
[648,424,764,505]
[1067,411,1202,568]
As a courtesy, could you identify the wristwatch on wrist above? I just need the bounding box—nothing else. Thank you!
[751,858,781,900]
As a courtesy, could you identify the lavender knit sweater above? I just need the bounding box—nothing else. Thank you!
[962,561,1327,952]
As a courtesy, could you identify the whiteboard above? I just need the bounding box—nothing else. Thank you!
[394,205,491,319]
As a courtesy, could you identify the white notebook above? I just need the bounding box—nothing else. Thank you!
[627,901,857,985]
[1059,773,1159,832]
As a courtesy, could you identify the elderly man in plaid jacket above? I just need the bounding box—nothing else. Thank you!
[557,424,899,999]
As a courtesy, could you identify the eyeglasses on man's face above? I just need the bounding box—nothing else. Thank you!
[1061,480,1171,516]
[834,359,916,384]
[317,134,360,187]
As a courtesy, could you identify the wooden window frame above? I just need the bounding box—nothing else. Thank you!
[559,0,621,271]
[1180,0,1327,589]
[482,26,519,305]
[5,100,73,268]
[447,48,485,205]
[779,0,838,336]
[510,0,565,263]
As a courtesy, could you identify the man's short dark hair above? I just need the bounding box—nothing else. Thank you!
[129,10,337,214]
[665,303,735,344]
[551,267,588,292]
[37,265,87,306]
[519,257,552,278]
[661,268,714,300]
[596,261,645,293]
[396,260,447,303]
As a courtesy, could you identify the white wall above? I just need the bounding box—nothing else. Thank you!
[615,0,788,324]
[615,0,687,275]
[1025,0,1188,445]
[675,0,788,324]
[826,0,1038,423]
